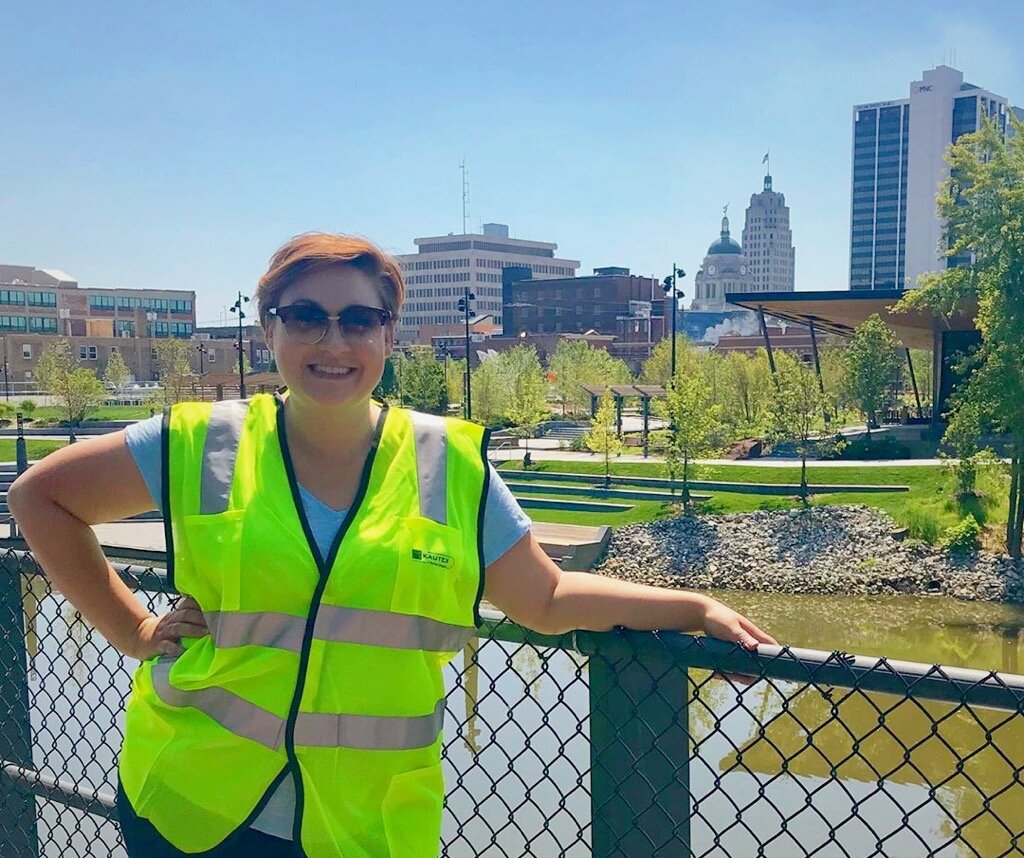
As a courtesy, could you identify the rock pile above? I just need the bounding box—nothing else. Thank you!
[594,505,1024,603]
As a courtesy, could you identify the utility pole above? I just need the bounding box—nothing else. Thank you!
[230,291,250,399]
[457,288,475,420]
[460,159,470,235]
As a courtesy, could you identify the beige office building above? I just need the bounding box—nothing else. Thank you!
[395,223,580,344]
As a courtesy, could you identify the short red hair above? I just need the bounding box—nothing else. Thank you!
[256,233,405,326]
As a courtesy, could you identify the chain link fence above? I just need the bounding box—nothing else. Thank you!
[2,547,1023,857]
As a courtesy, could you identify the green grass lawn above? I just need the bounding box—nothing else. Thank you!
[0,440,68,461]
[498,458,1011,546]
[23,405,154,424]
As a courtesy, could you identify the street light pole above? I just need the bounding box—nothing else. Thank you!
[230,292,250,399]
[660,265,687,385]
[457,288,475,420]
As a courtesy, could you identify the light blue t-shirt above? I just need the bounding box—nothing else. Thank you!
[124,413,532,839]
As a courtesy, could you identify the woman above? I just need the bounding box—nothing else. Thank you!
[9,233,773,857]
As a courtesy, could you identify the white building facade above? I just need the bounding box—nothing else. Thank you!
[741,172,795,294]
[850,65,1018,291]
[690,213,754,311]
[396,223,579,344]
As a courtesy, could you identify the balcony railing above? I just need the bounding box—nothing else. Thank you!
[1,548,1022,857]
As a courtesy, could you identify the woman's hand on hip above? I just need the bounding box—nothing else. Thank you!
[131,596,209,660]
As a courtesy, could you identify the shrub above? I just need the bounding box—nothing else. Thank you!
[828,435,912,461]
[943,514,981,553]
[904,506,941,544]
[17,399,36,416]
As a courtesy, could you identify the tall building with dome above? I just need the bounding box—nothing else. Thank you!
[741,169,795,293]
[690,210,753,311]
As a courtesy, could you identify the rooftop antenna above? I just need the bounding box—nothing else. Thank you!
[460,159,469,235]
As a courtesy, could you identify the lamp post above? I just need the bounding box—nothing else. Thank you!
[1,358,9,401]
[456,288,475,420]
[195,343,208,376]
[230,292,250,399]
[442,349,451,411]
[661,265,686,385]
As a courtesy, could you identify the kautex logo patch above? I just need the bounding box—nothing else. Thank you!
[411,548,453,569]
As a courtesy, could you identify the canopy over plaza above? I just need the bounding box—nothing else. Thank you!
[725,289,980,426]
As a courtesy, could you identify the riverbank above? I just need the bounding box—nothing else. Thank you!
[595,505,1024,603]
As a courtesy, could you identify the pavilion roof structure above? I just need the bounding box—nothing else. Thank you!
[724,289,978,350]
[582,384,666,399]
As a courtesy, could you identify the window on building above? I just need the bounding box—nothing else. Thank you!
[22,344,31,360]
[88,346,97,360]
[207,351,217,363]
[88,295,116,310]
[29,317,58,334]
[0,316,27,331]
[27,291,57,307]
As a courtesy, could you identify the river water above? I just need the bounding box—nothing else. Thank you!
[19,581,1024,857]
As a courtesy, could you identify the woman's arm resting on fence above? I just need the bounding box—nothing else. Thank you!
[7,431,206,660]
[484,532,775,648]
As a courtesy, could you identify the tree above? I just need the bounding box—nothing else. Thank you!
[469,356,508,426]
[444,356,465,414]
[35,340,107,426]
[639,334,699,386]
[585,393,623,488]
[400,346,447,414]
[843,314,902,435]
[768,354,832,504]
[151,339,197,407]
[503,346,549,463]
[469,345,551,428]
[723,350,774,434]
[896,114,1024,556]
[548,340,630,416]
[103,350,132,393]
[373,354,399,402]
[655,370,722,506]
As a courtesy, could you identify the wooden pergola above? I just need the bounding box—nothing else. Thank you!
[583,384,667,457]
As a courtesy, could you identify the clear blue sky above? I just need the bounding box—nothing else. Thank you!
[2,1,1021,324]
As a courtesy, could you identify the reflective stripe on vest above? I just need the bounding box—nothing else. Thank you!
[200,400,249,515]
[151,659,446,751]
[205,604,474,653]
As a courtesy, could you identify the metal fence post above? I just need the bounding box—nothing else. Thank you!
[0,558,39,856]
[11,414,27,540]
[589,635,691,857]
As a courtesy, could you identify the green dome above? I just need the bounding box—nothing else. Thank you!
[707,213,741,255]
[707,236,742,255]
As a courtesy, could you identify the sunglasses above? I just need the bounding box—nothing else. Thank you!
[267,303,392,344]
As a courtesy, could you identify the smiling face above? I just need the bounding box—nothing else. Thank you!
[264,265,394,412]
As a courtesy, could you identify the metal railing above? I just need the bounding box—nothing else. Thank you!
[1,548,1022,857]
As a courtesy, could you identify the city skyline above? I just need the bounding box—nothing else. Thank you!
[1,2,1022,324]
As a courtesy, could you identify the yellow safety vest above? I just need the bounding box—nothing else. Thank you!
[119,393,488,856]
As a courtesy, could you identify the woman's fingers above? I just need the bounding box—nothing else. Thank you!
[738,616,777,649]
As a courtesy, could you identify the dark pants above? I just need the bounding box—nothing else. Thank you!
[116,783,300,857]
